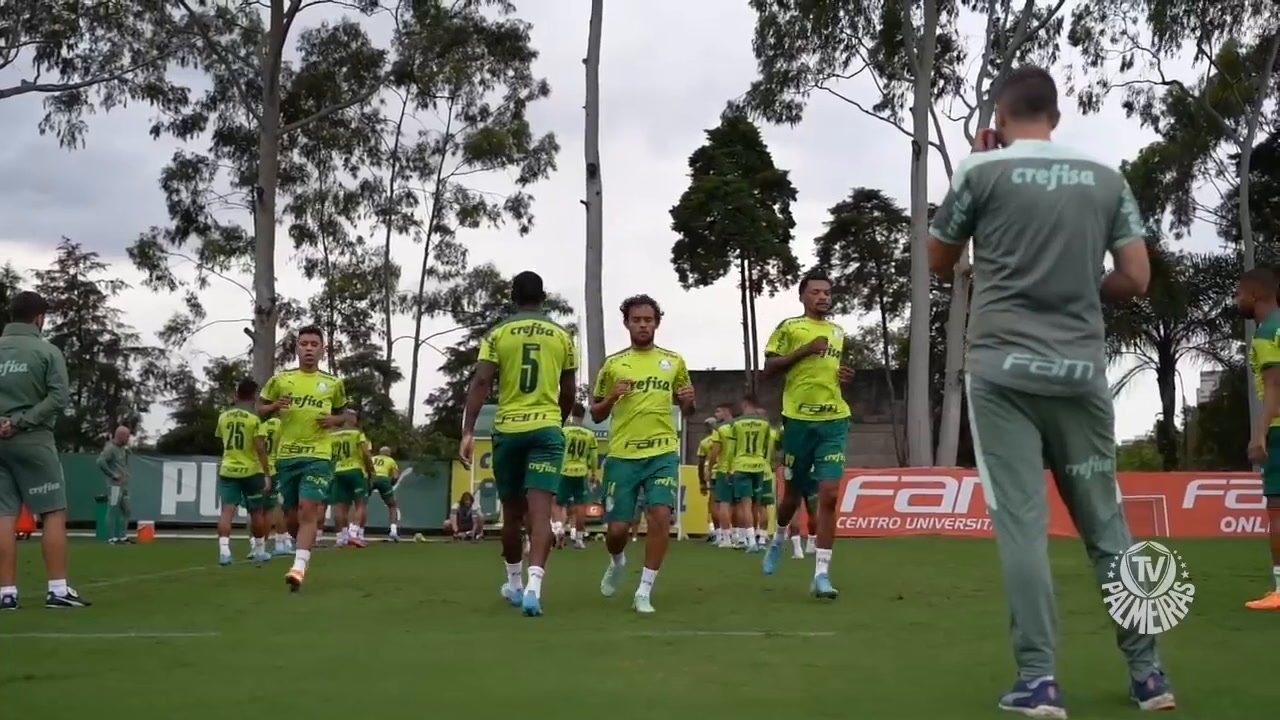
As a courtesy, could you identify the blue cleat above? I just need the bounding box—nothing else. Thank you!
[600,562,624,598]
[810,573,839,599]
[500,583,522,607]
[997,677,1067,719]
[1129,670,1175,711]
[762,541,782,575]
[521,591,542,617]
[252,551,272,565]
[218,553,232,567]
[272,546,294,557]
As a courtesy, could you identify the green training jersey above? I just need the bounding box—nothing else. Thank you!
[331,428,369,474]
[0,323,68,438]
[696,435,714,466]
[1251,308,1280,427]
[930,139,1145,397]
[260,368,347,461]
[592,346,690,460]
[765,316,850,421]
[372,455,398,479]
[216,407,263,478]
[561,424,597,477]
[478,311,577,434]
[258,417,281,475]
[730,415,775,473]
[712,420,736,473]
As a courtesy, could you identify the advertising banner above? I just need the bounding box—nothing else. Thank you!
[816,468,1267,538]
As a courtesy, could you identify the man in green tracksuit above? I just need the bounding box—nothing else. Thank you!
[928,67,1168,715]
[0,291,89,610]
[97,425,132,543]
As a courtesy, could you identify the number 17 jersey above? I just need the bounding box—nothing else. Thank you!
[478,311,577,434]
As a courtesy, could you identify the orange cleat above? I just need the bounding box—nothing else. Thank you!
[1244,591,1280,610]
[285,568,305,592]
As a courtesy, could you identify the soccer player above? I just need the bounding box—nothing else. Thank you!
[256,414,293,555]
[695,417,718,542]
[330,412,375,548]
[96,425,132,544]
[460,271,576,617]
[1238,268,1280,611]
[592,294,695,614]
[215,379,273,565]
[370,446,401,541]
[559,403,597,550]
[727,396,774,552]
[708,403,736,547]
[759,269,854,597]
[928,66,1169,715]
[749,406,780,548]
[258,325,349,591]
[0,291,89,609]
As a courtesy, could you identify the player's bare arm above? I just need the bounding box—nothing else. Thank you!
[361,445,376,484]
[762,338,826,377]
[254,435,273,493]
[559,369,576,424]
[459,359,497,464]
[1101,240,1151,303]
[589,380,630,423]
[1249,366,1280,464]
[257,395,290,416]
[928,236,966,280]
[674,384,696,416]
[316,408,347,429]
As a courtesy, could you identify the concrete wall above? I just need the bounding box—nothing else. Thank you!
[684,368,906,468]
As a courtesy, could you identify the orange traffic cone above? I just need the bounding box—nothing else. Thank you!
[16,505,37,535]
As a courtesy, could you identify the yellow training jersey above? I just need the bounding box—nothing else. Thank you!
[730,415,775,473]
[712,420,736,473]
[260,368,347,461]
[696,435,714,465]
[593,346,690,460]
[478,312,577,434]
[215,407,263,478]
[372,455,399,479]
[257,417,281,475]
[765,316,851,421]
[1251,309,1280,427]
[331,428,369,474]
[561,425,597,477]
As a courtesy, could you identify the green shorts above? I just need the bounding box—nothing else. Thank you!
[755,475,776,506]
[0,441,65,517]
[780,417,849,499]
[712,471,733,503]
[729,471,761,502]
[331,469,368,505]
[1264,428,1280,497]
[492,427,565,500]
[603,452,678,523]
[557,475,588,506]
[218,473,269,510]
[276,457,333,509]
[371,476,396,502]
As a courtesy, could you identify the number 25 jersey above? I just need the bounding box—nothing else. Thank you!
[478,311,577,434]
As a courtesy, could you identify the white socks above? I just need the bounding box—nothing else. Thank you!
[390,523,398,536]
[552,521,564,538]
[611,552,626,568]
[48,579,68,596]
[638,567,658,596]
[773,528,788,546]
[506,562,524,591]
[814,548,832,578]
[527,566,545,598]
[292,548,311,572]
[1,585,16,598]
[218,536,231,555]
[791,535,804,554]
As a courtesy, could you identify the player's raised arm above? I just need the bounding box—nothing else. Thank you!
[672,356,696,415]
[589,359,624,423]
[928,155,983,281]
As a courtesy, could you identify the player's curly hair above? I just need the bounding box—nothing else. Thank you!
[799,268,832,295]
[620,294,663,323]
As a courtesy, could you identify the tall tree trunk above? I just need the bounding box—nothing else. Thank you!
[905,0,939,466]
[878,292,905,466]
[251,1,286,385]
[1241,30,1280,435]
[738,257,752,392]
[1156,352,1178,470]
[746,258,761,391]
[583,0,606,387]
[406,101,454,425]
[380,96,410,397]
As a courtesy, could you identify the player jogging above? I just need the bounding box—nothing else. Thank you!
[461,271,576,617]
[928,66,1169,716]
[258,325,349,591]
[215,379,273,566]
[695,417,717,542]
[760,270,854,598]
[370,447,401,541]
[592,294,696,614]
[726,396,774,552]
[559,404,597,550]
[330,412,375,548]
[257,415,293,555]
[708,404,735,547]
[1238,268,1280,611]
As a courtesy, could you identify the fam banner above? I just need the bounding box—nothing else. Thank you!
[816,469,1267,539]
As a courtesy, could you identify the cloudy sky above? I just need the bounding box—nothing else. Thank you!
[0,0,1223,446]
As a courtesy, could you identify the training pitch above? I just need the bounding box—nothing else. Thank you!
[0,536,1272,719]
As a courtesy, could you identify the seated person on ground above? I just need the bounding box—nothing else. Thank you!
[445,492,484,540]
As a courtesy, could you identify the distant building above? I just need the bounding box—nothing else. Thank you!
[1196,370,1225,405]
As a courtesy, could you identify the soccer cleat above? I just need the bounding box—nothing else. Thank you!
[997,677,1067,719]
[45,588,90,609]
[600,563,624,598]
[500,583,523,607]
[272,544,294,556]
[389,533,400,543]
[762,541,782,575]
[285,569,305,592]
[704,533,716,544]
[0,594,17,611]
[521,591,543,617]
[218,553,232,567]
[348,536,367,549]
[1129,670,1175,711]
[252,551,272,565]
[245,548,256,561]
[810,573,839,599]
[632,593,655,614]
[1244,590,1280,610]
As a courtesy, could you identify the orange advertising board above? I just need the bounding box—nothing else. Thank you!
[780,469,1268,539]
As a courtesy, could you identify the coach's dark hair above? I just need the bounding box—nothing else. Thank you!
[236,378,259,401]
[799,269,832,295]
[741,392,760,408]
[296,324,324,341]
[1241,267,1279,295]
[570,402,586,419]
[8,291,49,324]
[997,66,1060,123]
[716,402,733,413]
[620,294,663,322]
[511,270,546,307]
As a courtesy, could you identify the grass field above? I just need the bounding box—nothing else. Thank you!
[0,536,1274,719]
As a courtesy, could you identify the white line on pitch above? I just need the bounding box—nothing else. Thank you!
[83,564,214,588]
[627,630,837,637]
[0,631,220,639]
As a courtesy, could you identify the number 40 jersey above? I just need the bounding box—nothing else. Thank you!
[478,311,577,434]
